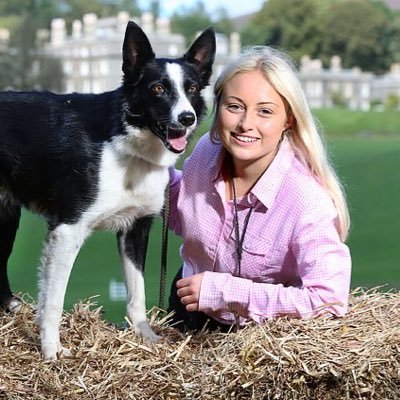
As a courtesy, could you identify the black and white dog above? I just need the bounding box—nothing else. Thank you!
[0,21,215,359]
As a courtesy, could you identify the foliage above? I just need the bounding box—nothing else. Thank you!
[319,0,391,73]
[241,0,322,62]
[0,52,15,90]
[386,15,400,66]
[240,0,398,73]
[209,7,234,37]
[59,0,140,29]
[0,0,141,91]
[170,1,212,45]
[169,1,233,41]
[384,93,400,110]
[0,0,64,91]
[330,90,347,108]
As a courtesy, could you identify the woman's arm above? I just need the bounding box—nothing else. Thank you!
[196,209,351,323]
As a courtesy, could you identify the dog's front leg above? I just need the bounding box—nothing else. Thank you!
[37,223,89,360]
[117,215,159,342]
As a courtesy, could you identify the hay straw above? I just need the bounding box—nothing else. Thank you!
[0,288,399,399]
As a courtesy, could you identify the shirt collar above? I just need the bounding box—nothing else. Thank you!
[213,144,226,182]
[210,135,295,209]
[251,136,295,209]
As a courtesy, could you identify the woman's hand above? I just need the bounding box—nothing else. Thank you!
[176,273,204,312]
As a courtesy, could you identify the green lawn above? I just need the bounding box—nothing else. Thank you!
[6,109,400,322]
[329,137,400,289]
[314,108,400,137]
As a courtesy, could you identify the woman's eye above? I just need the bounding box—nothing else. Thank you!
[227,104,242,112]
[259,108,272,116]
[152,84,165,94]
[188,84,198,93]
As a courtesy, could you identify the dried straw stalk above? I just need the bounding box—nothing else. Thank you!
[0,288,399,399]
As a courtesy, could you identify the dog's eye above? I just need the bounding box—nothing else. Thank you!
[188,84,198,94]
[152,84,165,94]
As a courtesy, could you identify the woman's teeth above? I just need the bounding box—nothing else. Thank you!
[233,133,258,143]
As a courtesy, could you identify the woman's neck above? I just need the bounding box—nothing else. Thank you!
[223,155,273,200]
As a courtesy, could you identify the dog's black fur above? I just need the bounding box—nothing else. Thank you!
[0,21,215,359]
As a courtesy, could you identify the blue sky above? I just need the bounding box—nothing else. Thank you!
[138,0,265,18]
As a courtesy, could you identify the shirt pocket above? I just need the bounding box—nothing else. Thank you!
[221,230,287,283]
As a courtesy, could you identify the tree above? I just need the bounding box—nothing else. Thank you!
[240,0,396,73]
[6,0,62,90]
[212,7,234,37]
[60,0,140,27]
[386,14,400,67]
[240,0,322,62]
[170,1,212,45]
[0,51,16,90]
[319,0,392,73]
[0,0,141,91]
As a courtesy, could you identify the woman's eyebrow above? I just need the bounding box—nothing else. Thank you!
[225,96,278,105]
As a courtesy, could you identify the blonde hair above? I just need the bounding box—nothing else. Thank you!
[210,46,350,241]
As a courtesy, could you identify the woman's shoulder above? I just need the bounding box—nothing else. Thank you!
[185,132,221,166]
[194,132,219,152]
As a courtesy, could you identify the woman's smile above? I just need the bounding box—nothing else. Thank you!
[230,132,260,144]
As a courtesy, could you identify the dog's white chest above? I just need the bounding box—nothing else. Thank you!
[86,142,169,232]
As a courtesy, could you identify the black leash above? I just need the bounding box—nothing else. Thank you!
[231,175,253,278]
[159,183,169,309]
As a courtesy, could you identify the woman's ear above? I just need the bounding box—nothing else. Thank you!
[284,111,294,130]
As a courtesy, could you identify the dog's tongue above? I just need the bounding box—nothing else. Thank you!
[168,136,187,152]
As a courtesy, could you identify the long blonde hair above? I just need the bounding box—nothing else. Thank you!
[210,46,350,241]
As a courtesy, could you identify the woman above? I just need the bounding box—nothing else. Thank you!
[167,46,351,331]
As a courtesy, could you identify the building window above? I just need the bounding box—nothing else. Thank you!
[360,83,370,98]
[80,47,89,58]
[99,60,109,75]
[82,79,92,92]
[80,62,90,76]
[344,83,353,97]
[63,61,73,74]
[306,81,323,97]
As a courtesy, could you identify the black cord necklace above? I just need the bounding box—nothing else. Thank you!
[231,175,253,278]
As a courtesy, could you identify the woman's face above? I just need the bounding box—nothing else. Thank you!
[217,69,292,174]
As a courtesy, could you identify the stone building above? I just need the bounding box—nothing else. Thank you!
[371,63,400,102]
[299,55,374,111]
[46,12,185,94]
[44,12,241,103]
[1,11,398,110]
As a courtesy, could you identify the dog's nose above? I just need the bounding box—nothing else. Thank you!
[178,112,196,127]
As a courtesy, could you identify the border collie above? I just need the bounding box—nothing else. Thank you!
[0,21,215,359]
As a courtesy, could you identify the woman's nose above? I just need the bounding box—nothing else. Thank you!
[238,112,254,132]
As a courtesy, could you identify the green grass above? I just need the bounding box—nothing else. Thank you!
[314,109,400,137]
[329,137,400,288]
[8,213,182,323]
[6,109,400,322]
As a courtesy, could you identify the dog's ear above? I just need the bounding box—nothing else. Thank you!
[183,27,216,85]
[122,21,155,84]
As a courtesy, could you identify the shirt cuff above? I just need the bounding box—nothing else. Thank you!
[199,271,252,316]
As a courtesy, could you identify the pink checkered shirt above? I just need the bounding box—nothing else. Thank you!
[168,133,351,326]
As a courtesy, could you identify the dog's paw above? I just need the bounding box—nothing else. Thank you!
[135,320,160,343]
[1,296,23,314]
[42,342,72,360]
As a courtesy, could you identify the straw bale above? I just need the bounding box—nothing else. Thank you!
[0,288,399,399]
